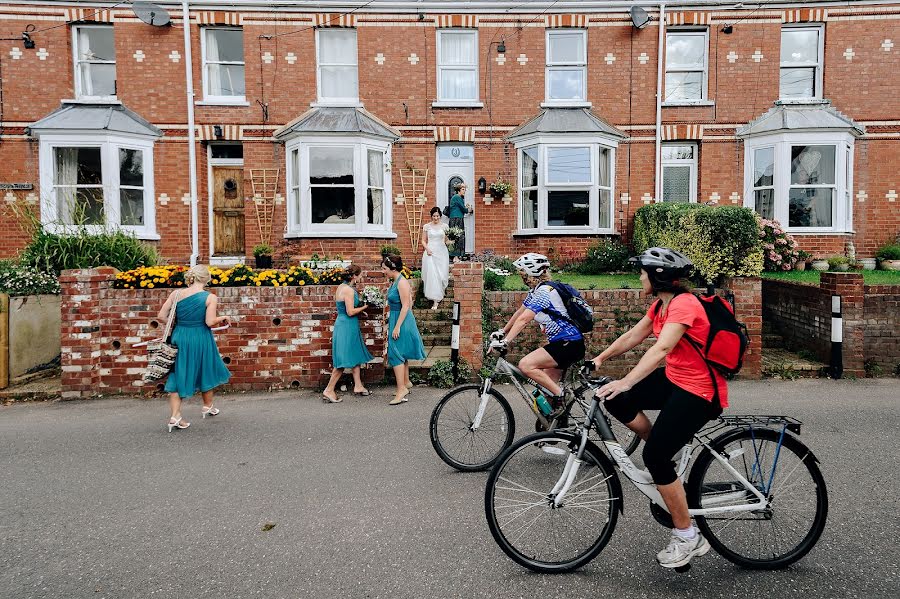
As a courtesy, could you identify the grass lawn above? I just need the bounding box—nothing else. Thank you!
[501,273,642,291]
[761,270,900,285]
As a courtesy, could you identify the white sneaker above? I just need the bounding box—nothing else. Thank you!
[656,532,710,568]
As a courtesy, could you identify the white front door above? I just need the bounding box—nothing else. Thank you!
[436,144,475,254]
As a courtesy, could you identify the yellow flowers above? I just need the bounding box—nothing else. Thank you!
[112,262,333,289]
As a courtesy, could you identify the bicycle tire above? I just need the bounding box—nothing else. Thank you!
[687,427,828,569]
[429,384,516,472]
[484,431,622,573]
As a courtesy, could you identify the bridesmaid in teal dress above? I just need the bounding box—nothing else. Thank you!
[158,265,231,432]
[382,255,426,405]
[322,265,373,403]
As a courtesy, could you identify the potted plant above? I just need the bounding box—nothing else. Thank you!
[380,244,402,259]
[795,250,811,271]
[876,243,900,271]
[253,243,274,269]
[858,257,877,270]
[810,256,830,271]
[489,178,512,200]
[827,255,850,272]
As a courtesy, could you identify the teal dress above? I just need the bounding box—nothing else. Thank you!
[164,291,231,399]
[447,193,468,257]
[386,276,426,367]
[332,287,373,369]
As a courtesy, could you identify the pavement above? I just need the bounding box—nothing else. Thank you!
[1,379,898,599]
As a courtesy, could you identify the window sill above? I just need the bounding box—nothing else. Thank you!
[432,101,484,109]
[310,101,363,108]
[41,224,161,241]
[284,231,397,239]
[775,98,828,106]
[64,97,121,105]
[662,101,715,107]
[196,99,250,107]
[540,101,592,109]
[512,229,618,237]
[785,230,854,236]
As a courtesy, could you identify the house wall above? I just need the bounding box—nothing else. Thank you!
[1,2,899,265]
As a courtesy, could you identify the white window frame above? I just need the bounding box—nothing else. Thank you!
[315,29,360,106]
[38,133,158,240]
[664,28,710,105]
[434,29,481,107]
[544,29,589,107]
[513,136,617,235]
[779,24,825,101]
[72,24,116,100]
[751,145,776,220]
[200,27,246,105]
[743,132,854,234]
[285,135,394,238]
[661,143,698,203]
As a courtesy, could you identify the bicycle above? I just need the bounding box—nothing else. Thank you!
[484,365,828,573]
[429,338,640,472]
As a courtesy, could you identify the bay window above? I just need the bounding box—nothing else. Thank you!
[286,137,392,236]
[39,134,157,238]
[516,141,615,233]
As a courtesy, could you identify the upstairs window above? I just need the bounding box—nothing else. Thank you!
[437,30,479,104]
[545,29,587,104]
[780,25,824,100]
[665,30,708,102]
[317,29,359,104]
[73,25,116,98]
[202,28,246,102]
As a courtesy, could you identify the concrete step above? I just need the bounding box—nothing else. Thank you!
[762,348,827,379]
[420,333,452,346]
[408,345,453,373]
[0,374,61,402]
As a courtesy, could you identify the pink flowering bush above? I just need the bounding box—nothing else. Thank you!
[758,217,799,271]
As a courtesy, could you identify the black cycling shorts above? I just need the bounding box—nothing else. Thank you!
[543,338,586,371]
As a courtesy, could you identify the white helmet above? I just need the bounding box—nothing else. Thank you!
[513,253,551,277]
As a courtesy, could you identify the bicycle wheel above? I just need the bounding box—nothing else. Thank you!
[485,431,622,573]
[430,384,515,472]
[687,427,828,569]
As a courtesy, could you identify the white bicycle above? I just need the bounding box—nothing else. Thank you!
[484,365,828,573]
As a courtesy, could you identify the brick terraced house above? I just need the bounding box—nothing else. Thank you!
[0,0,898,266]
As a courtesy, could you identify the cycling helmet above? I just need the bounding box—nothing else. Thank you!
[630,247,694,291]
[513,253,551,277]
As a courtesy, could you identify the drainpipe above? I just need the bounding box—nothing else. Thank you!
[654,2,666,203]
[182,0,199,266]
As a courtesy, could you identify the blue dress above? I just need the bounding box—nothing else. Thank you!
[386,275,426,367]
[332,287,374,369]
[164,291,231,399]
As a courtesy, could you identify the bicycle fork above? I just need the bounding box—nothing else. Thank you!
[471,378,493,430]
[549,407,595,508]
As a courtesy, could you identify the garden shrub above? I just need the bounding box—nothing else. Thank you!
[427,358,473,388]
[20,227,160,275]
[0,263,61,296]
[633,203,763,285]
[758,218,799,271]
[573,238,632,274]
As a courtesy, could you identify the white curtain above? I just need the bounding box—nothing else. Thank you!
[319,30,358,99]
[367,150,384,225]
[206,30,221,95]
[54,148,78,224]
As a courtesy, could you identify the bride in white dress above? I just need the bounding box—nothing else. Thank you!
[421,206,450,310]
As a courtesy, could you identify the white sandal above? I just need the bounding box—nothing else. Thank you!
[167,417,190,432]
[201,405,220,419]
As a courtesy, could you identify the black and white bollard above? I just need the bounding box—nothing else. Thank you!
[451,301,461,382]
[830,295,843,379]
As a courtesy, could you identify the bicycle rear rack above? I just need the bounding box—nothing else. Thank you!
[699,415,803,442]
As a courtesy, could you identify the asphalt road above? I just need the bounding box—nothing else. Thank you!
[1,379,898,599]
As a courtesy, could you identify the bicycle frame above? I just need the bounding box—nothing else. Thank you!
[473,356,555,430]
[552,397,770,516]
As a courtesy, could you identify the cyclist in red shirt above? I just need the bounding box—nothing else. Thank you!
[591,247,726,570]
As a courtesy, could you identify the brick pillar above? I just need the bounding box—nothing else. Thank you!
[59,267,117,399]
[451,261,484,372]
[723,276,762,379]
[820,272,865,377]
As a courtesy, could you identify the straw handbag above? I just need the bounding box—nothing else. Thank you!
[143,292,180,382]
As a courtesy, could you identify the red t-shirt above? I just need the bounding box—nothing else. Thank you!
[647,294,729,408]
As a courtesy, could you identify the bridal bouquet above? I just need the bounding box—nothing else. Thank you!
[361,285,386,308]
[446,226,464,241]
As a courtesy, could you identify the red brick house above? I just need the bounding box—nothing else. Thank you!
[1,0,898,266]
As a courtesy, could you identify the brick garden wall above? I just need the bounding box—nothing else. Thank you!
[863,286,900,376]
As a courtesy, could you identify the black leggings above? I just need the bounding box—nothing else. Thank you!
[604,368,722,486]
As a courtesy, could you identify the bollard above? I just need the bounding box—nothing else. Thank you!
[830,295,843,379]
[451,301,460,382]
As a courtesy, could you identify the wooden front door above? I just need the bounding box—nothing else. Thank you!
[212,166,245,255]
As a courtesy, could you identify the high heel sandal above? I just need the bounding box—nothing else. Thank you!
[201,405,220,419]
[322,392,343,403]
[167,417,190,432]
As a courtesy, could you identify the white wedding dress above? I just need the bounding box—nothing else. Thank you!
[422,224,450,302]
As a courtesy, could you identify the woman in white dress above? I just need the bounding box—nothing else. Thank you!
[421,206,450,310]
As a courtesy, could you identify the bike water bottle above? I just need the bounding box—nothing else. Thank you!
[532,389,553,416]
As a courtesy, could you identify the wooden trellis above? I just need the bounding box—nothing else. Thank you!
[249,168,280,246]
[399,166,429,255]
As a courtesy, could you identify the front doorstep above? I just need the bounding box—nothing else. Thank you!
[210,255,246,267]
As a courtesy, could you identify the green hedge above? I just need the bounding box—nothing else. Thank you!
[632,203,763,285]
[19,228,160,276]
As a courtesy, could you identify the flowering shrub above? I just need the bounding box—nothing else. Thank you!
[758,217,799,271]
[113,264,341,289]
[0,263,61,296]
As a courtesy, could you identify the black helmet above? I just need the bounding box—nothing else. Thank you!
[630,247,694,291]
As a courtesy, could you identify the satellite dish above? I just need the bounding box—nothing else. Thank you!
[630,6,651,30]
[132,2,171,27]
